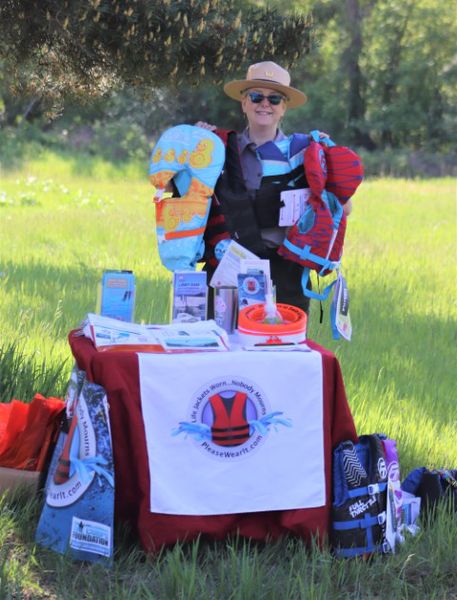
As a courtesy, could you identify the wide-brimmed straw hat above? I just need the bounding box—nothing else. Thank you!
[223,61,307,108]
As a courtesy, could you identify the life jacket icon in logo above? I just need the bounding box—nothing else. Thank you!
[208,392,251,447]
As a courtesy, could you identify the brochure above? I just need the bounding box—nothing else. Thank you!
[279,188,311,226]
[81,314,230,353]
[98,270,135,322]
[82,314,162,353]
[149,321,230,352]
[330,272,352,341]
[237,271,267,310]
[209,240,260,288]
[171,271,208,323]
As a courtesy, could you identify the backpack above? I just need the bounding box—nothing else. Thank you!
[278,131,363,300]
[148,125,225,272]
[402,467,457,519]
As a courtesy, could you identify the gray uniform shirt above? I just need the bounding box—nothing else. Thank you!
[236,128,288,248]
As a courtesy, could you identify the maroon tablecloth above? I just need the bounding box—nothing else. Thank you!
[69,332,357,552]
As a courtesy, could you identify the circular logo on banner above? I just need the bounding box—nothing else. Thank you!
[172,375,295,461]
[214,239,231,261]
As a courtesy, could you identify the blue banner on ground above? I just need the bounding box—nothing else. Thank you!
[36,368,115,565]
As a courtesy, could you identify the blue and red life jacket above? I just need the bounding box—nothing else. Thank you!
[278,131,363,300]
[205,130,363,302]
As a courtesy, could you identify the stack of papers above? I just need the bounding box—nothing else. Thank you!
[79,314,230,353]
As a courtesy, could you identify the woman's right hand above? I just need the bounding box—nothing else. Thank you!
[195,121,217,131]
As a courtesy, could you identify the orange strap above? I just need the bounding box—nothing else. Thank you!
[164,226,206,240]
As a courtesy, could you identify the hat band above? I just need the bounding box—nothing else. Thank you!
[241,79,290,99]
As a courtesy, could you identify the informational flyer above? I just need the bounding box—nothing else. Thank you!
[171,271,208,323]
[209,241,260,288]
[99,270,135,322]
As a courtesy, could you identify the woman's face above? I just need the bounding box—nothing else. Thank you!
[241,87,287,130]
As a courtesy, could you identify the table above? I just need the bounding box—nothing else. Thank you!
[69,332,357,552]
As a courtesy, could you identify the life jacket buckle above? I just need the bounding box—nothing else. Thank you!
[377,511,386,525]
[368,483,380,495]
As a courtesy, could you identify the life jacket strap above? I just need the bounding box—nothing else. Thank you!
[301,268,338,301]
[333,511,386,531]
[334,541,389,559]
[282,240,340,272]
[347,482,387,499]
[164,226,206,240]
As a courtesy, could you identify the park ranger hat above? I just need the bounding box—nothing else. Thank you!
[223,61,307,108]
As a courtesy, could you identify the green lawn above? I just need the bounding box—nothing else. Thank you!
[0,154,456,599]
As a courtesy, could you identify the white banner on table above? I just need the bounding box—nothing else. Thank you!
[139,349,325,515]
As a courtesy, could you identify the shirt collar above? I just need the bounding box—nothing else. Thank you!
[237,128,286,153]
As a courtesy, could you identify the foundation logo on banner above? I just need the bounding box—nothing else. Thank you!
[172,376,292,460]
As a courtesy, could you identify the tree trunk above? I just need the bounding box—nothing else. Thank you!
[343,0,376,149]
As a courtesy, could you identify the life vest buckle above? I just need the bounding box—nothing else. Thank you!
[368,483,380,495]
[377,511,386,526]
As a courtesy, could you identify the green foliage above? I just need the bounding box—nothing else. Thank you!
[0,0,312,96]
[1,0,456,160]
[0,343,68,403]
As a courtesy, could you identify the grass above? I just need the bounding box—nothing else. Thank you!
[0,152,456,598]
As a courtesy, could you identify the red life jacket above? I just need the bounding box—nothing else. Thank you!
[209,392,250,447]
[204,130,362,302]
[278,132,354,300]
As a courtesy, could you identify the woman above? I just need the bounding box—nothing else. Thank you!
[197,61,352,315]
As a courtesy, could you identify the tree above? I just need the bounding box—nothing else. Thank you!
[283,0,456,152]
[0,0,313,102]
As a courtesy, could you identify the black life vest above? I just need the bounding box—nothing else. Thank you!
[204,130,309,262]
[331,434,389,558]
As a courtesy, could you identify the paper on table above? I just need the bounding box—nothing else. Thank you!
[80,313,230,353]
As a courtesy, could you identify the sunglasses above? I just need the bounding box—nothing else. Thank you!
[246,91,286,106]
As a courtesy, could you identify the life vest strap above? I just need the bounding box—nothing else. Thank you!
[333,511,386,531]
[282,240,340,272]
[347,482,387,499]
[301,268,338,301]
[334,542,388,558]
[164,226,206,240]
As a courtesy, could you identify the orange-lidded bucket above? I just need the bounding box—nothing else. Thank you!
[237,303,307,346]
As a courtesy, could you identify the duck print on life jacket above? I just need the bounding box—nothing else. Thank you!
[149,125,225,272]
[209,392,250,447]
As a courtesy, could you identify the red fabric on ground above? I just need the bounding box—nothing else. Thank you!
[0,394,64,470]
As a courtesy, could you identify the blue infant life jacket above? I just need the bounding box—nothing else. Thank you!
[148,124,225,271]
[331,434,389,558]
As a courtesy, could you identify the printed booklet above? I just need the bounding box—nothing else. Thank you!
[80,313,230,353]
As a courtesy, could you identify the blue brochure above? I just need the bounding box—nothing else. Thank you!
[99,270,135,322]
